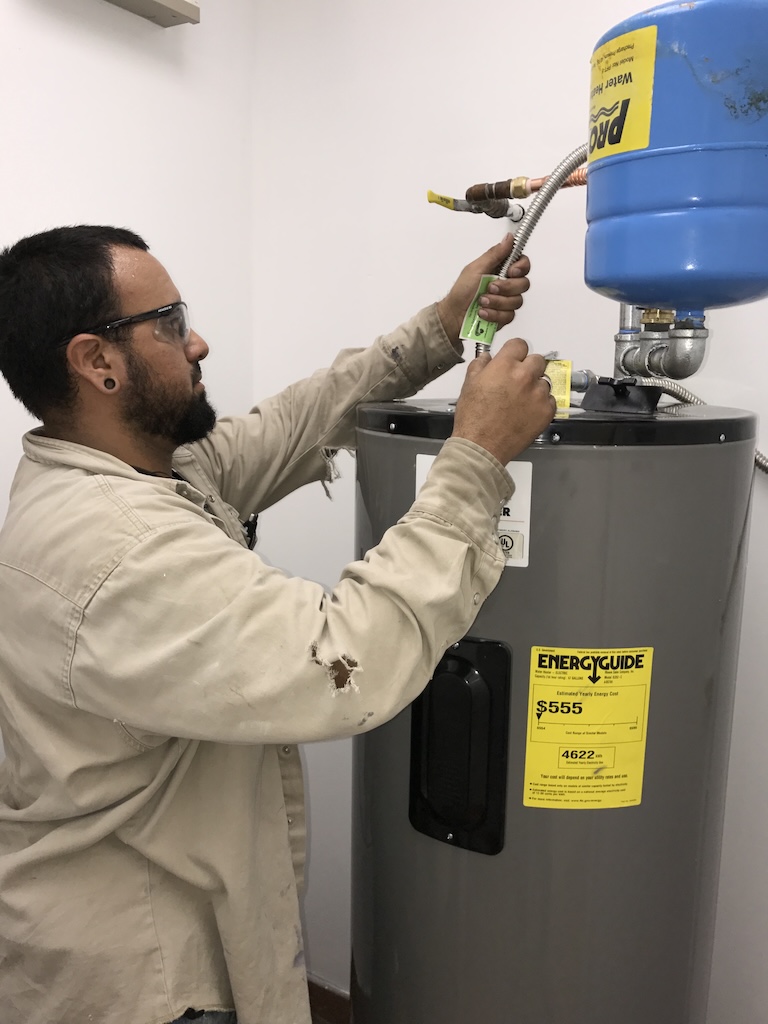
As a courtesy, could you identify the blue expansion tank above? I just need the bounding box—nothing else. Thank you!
[584,0,768,317]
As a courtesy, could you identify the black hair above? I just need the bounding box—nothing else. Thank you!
[0,225,149,419]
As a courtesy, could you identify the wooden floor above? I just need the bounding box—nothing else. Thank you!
[308,980,350,1024]
[311,1007,349,1024]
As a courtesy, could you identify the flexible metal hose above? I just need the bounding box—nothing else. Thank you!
[634,376,768,474]
[634,377,705,406]
[476,143,589,358]
[500,143,589,276]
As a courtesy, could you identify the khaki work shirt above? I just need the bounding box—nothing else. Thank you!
[0,306,513,1024]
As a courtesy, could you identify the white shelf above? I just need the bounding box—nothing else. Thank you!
[103,0,200,28]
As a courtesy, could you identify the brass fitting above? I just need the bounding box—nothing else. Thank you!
[641,308,676,326]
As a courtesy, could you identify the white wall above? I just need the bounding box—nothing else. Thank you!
[251,0,768,1014]
[1,0,767,1017]
[0,0,258,504]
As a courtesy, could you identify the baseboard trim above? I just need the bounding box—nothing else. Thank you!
[308,978,350,1023]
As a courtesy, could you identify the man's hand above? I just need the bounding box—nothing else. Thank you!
[436,234,530,347]
[451,338,556,466]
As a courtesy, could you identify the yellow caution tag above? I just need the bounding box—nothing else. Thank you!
[545,359,571,409]
[523,646,654,809]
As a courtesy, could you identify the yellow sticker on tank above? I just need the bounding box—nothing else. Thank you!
[588,25,657,164]
[523,646,653,809]
[545,359,571,410]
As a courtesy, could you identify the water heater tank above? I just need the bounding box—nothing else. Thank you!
[584,0,768,315]
[351,401,756,1024]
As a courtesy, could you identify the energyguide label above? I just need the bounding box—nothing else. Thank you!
[524,646,654,809]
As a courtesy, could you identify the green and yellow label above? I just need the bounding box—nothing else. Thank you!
[459,274,500,347]
[588,26,657,164]
[523,646,653,809]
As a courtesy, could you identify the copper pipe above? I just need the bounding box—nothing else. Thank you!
[528,167,588,193]
[465,167,587,203]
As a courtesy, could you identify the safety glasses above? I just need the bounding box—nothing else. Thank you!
[59,301,190,347]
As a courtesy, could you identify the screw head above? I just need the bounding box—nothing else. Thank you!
[551,433,561,444]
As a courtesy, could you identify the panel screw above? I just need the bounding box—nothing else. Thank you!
[719,433,726,443]
[446,833,454,842]
[551,433,561,444]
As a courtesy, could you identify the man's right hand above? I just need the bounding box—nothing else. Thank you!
[451,339,556,466]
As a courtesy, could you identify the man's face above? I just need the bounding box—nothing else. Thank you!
[121,342,217,446]
[111,248,216,446]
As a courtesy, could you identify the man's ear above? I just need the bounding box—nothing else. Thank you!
[64,334,123,395]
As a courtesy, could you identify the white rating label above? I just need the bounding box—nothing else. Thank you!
[416,457,533,569]
[499,530,524,560]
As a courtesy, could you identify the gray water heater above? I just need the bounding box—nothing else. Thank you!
[350,400,755,1024]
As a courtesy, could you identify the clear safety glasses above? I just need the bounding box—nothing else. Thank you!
[59,301,191,347]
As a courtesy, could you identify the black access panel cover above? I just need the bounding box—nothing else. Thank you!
[409,637,511,855]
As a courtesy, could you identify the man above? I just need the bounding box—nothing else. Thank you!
[0,225,554,1024]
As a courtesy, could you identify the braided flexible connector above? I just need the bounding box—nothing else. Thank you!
[634,376,768,474]
[499,144,589,276]
[474,144,589,358]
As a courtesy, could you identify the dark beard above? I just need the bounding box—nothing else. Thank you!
[122,348,217,446]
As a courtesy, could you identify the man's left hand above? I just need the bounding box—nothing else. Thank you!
[436,234,531,349]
